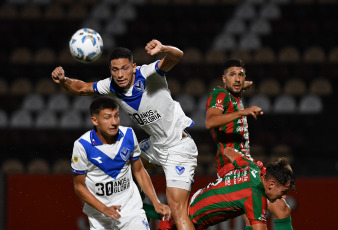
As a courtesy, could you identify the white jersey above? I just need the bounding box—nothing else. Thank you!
[93,61,194,148]
[71,126,143,215]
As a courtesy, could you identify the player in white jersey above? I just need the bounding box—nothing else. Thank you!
[52,39,198,230]
[72,97,170,230]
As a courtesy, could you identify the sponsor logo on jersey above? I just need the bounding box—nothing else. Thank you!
[92,156,102,164]
[175,165,185,175]
[134,80,145,92]
[120,147,131,161]
[73,155,79,163]
[131,109,161,126]
[96,177,131,196]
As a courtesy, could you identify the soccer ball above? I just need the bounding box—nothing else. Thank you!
[69,28,103,63]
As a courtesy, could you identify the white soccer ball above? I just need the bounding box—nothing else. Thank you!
[69,28,103,63]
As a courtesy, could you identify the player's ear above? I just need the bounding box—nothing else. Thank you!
[91,116,98,126]
[133,63,137,73]
[222,74,226,83]
[268,180,275,190]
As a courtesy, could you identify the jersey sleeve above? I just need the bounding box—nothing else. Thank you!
[206,88,230,112]
[140,60,167,78]
[243,194,268,225]
[93,77,111,95]
[71,140,89,175]
[130,128,141,161]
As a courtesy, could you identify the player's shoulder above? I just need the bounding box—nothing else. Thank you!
[118,125,136,137]
[211,86,230,95]
[74,130,91,146]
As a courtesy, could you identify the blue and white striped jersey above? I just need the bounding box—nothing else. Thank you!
[71,126,141,209]
[93,61,194,148]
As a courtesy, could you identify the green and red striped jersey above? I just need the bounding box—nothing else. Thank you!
[189,156,267,229]
[206,86,251,174]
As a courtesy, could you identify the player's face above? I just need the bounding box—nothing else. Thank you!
[222,67,246,96]
[110,58,136,89]
[91,108,120,140]
[265,180,291,203]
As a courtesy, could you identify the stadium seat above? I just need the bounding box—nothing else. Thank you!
[250,144,267,164]
[224,18,247,35]
[58,48,77,64]
[253,47,276,63]
[0,4,19,19]
[184,78,206,97]
[270,144,294,163]
[213,33,237,51]
[116,4,137,20]
[35,78,58,95]
[90,2,112,20]
[81,18,103,33]
[197,94,209,111]
[52,159,71,174]
[258,78,281,96]
[59,110,83,129]
[0,78,8,95]
[249,18,272,35]
[47,93,70,111]
[247,94,272,113]
[328,47,338,63]
[283,78,307,96]
[239,33,261,51]
[181,47,203,64]
[1,159,25,174]
[44,4,65,19]
[298,94,323,114]
[35,110,58,129]
[230,50,253,64]
[205,49,227,64]
[189,109,206,130]
[234,3,257,20]
[9,109,33,128]
[0,110,8,128]
[34,48,56,64]
[20,4,42,19]
[303,46,326,63]
[22,94,45,111]
[105,19,127,35]
[27,158,50,174]
[72,96,94,112]
[9,78,33,95]
[309,78,332,96]
[67,4,88,19]
[10,48,33,64]
[208,78,222,93]
[259,3,281,19]
[273,95,297,114]
[133,47,152,64]
[278,46,301,63]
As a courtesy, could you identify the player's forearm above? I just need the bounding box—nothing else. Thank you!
[135,170,161,205]
[206,111,244,129]
[162,45,183,62]
[60,77,94,96]
[74,185,107,213]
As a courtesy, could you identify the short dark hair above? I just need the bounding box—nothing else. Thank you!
[266,157,296,190]
[223,59,246,74]
[109,47,133,63]
[90,97,119,116]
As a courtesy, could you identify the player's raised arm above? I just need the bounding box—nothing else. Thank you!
[145,39,183,73]
[51,66,96,96]
[131,159,171,221]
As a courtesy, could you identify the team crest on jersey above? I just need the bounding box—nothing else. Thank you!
[73,155,79,163]
[134,80,145,92]
[120,147,131,161]
[175,165,185,175]
[139,139,151,152]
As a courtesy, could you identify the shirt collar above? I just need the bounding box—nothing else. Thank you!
[90,128,124,146]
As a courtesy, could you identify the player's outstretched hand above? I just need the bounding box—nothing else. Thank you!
[103,205,122,219]
[51,66,66,84]
[145,39,163,56]
[243,106,263,119]
[154,203,171,221]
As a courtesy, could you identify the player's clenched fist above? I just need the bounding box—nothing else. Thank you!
[51,66,65,84]
[145,39,163,56]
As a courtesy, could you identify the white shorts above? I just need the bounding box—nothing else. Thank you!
[140,134,198,191]
[85,205,149,230]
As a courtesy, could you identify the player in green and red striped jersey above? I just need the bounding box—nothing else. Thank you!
[158,148,295,230]
[205,59,294,230]
[205,59,262,177]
